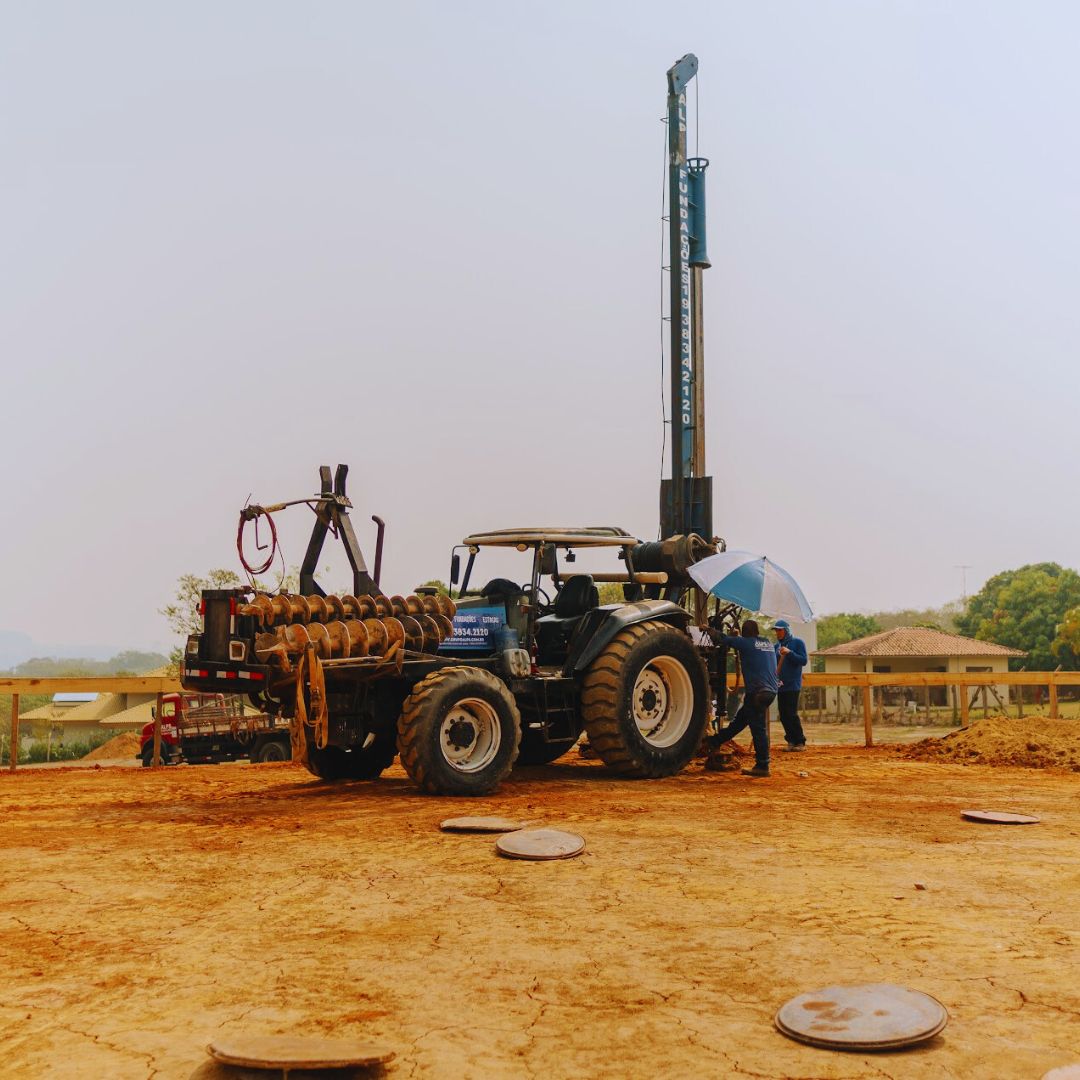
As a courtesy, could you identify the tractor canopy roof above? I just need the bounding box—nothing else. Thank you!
[462,527,637,549]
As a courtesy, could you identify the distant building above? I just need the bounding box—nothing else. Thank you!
[20,692,117,741]
[814,626,1025,711]
[18,667,173,741]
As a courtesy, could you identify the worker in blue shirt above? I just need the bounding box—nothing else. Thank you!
[710,619,778,777]
[774,619,808,751]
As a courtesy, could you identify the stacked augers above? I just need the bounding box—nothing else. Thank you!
[240,592,458,671]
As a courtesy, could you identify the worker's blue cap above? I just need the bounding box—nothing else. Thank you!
[774,619,791,630]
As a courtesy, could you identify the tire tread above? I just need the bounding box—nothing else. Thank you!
[397,666,521,795]
[580,620,707,778]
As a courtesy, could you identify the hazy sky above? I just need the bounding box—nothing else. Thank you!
[2,1,1077,653]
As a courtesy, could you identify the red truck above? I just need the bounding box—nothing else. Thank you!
[138,692,292,767]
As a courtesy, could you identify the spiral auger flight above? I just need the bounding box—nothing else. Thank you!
[242,591,457,671]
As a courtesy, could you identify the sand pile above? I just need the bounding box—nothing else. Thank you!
[901,716,1080,770]
[84,731,141,761]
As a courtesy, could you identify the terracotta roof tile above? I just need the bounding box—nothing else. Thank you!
[814,626,1026,659]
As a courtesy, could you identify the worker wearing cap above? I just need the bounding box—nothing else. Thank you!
[711,619,778,777]
[774,619,808,751]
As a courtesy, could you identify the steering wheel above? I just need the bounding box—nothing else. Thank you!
[521,584,553,612]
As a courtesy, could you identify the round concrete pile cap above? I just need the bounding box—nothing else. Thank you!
[440,816,527,833]
[207,1034,394,1070]
[496,828,585,861]
[961,809,1041,825]
[775,983,948,1051]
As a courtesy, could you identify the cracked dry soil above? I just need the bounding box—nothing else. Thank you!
[1,746,1078,1079]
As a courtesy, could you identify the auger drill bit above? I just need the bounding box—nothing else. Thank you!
[249,591,458,670]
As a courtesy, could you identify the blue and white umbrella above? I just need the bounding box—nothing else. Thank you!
[688,550,814,622]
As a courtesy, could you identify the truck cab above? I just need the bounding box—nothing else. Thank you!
[138,694,183,766]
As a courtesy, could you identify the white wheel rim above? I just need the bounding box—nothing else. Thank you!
[440,697,502,773]
[632,656,694,748]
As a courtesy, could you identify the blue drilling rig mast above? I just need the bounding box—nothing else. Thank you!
[660,53,713,543]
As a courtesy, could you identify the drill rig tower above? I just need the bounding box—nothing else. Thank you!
[660,53,713,542]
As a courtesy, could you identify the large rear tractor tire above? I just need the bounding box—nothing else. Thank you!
[515,731,577,766]
[303,734,397,781]
[580,620,708,778]
[397,666,521,796]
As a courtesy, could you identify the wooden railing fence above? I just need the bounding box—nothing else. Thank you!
[1,676,180,773]
[2,671,1078,770]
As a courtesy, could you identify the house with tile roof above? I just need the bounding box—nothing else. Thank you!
[814,626,1025,713]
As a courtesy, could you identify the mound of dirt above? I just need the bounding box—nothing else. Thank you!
[84,731,141,761]
[900,716,1080,770]
[704,739,747,772]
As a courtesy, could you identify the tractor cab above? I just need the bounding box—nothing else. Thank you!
[444,528,662,668]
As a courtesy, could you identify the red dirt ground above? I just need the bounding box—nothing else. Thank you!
[2,745,1078,1078]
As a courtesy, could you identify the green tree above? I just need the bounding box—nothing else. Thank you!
[956,563,1080,670]
[1052,605,1080,669]
[596,582,629,605]
[870,603,961,634]
[108,650,169,674]
[418,579,452,596]
[161,569,245,641]
[816,613,881,651]
[160,567,303,666]
[5,652,168,678]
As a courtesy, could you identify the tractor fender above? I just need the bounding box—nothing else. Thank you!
[565,600,691,675]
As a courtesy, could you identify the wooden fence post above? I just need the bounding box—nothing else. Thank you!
[8,694,18,772]
[862,682,874,747]
[152,691,163,768]
[1049,670,1060,719]
[960,682,970,726]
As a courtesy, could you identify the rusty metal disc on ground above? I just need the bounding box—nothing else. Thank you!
[775,983,948,1051]
[440,816,527,834]
[207,1034,394,1070]
[961,809,1041,825]
[496,828,585,861]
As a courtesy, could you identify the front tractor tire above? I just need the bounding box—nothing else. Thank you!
[580,620,708,778]
[397,666,522,796]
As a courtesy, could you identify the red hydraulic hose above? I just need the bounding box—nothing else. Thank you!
[236,510,278,576]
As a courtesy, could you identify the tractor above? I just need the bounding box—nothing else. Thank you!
[181,468,715,796]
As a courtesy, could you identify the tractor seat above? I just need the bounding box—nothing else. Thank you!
[534,575,598,665]
[552,574,599,618]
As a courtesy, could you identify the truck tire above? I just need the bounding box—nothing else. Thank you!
[515,731,576,766]
[140,742,170,767]
[303,736,397,781]
[252,738,291,764]
[580,620,708,778]
[397,666,521,796]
